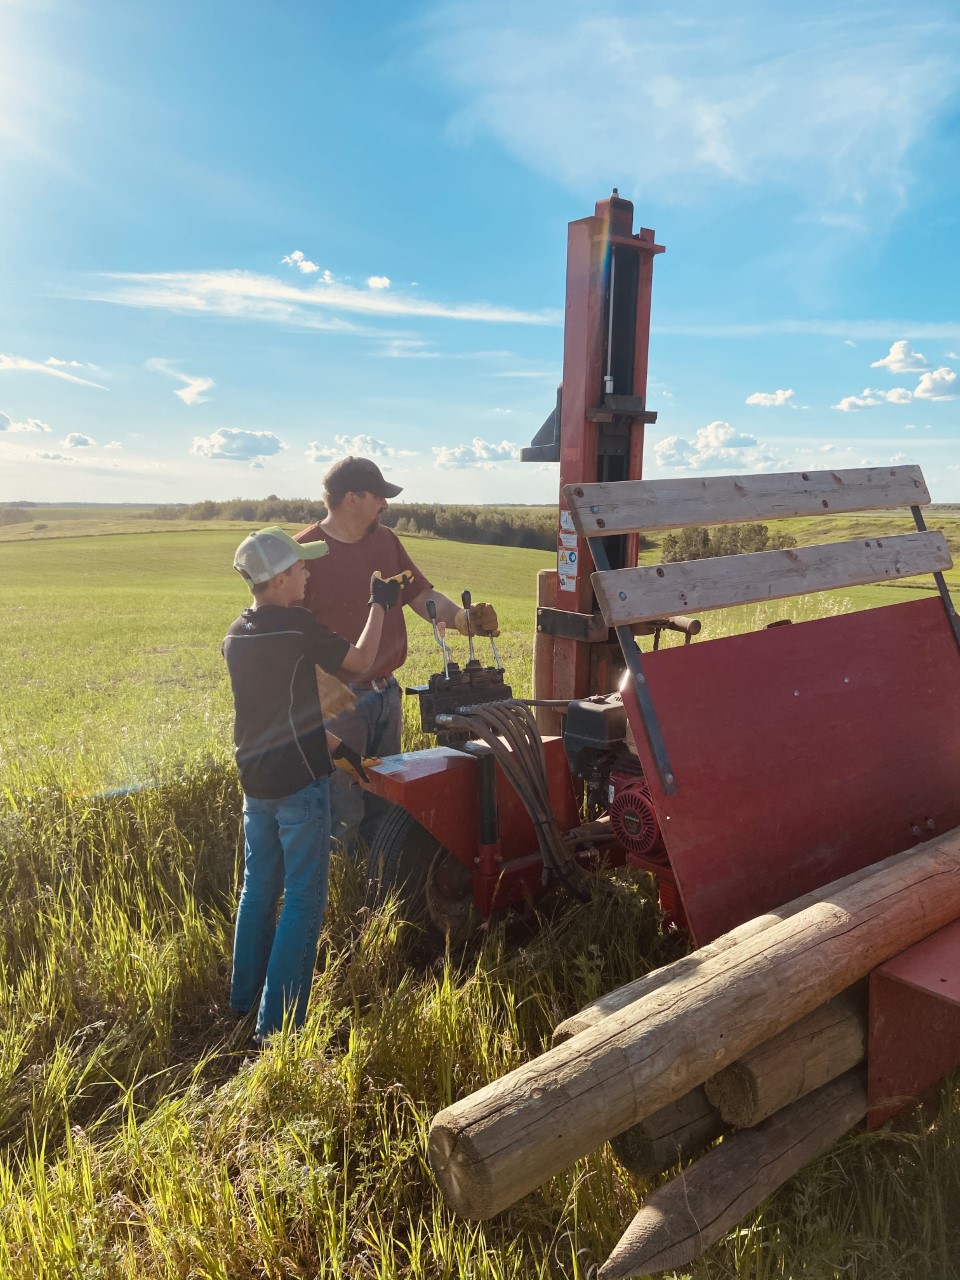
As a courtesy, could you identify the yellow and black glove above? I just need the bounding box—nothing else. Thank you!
[368,569,413,610]
[454,600,499,636]
[331,740,372,783]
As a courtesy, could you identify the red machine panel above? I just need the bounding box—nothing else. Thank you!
[867,919,960,1128]
[625,596,960,944]
[364,739,579,870]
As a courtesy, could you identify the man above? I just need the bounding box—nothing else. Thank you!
[296,455,499,849]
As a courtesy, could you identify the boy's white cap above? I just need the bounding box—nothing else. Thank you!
[234,526,328,586]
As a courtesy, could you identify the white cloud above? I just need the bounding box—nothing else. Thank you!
[249,461,264,470]
[367,276,391,289]
[105,440,122,449]
[305,433,417,463]
[432,436,522,469]
[871,340,930,373]
[0,411,52,433]
[92,270,560,329]
[946,351,960,360]
[833,386,914,410]
[890,452,907,463]
[44,356,84,368]
[35,451,72,462]
[425,3,960,222]
[191,428,286,461]
[914,366,957,400]
[0,353,107,389]
[281,250,320,274]
[63,433,95,448]
[745,388,794,407]
[653,420,775,472]
[146,358,215,406]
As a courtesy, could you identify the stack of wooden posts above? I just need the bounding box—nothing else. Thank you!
[428,828,960,1276]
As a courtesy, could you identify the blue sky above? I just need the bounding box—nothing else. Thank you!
[2,0,960,505]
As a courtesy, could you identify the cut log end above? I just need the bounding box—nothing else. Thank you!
[427,1117,495,1221]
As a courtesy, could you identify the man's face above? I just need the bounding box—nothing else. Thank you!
[352,489,388,533]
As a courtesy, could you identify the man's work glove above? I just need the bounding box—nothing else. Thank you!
[316,668,357,717]
[331,740,371,784]
[454,601,499,636]
[368,571,404,610]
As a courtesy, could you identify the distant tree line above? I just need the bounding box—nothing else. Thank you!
[145,497,581,551]
[660,523,797,562]
[0,507,31,526]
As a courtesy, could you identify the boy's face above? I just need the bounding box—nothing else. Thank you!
[276,559,309,605]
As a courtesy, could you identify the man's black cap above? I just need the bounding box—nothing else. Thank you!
[323,455,403,499]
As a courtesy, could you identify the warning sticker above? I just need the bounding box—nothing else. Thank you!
[558,570,578,593]
[559,509,575,533]
[558,531,578,550]
[557,548,578,568]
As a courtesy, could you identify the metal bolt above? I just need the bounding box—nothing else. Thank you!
[664,773,674,785]
[843,676,850,684]
[911,825,921,837]
[619,591,627,600]
[597,518,606,528]
[574,487,584,497]
[473,857,481,864]
[590,505,600,513]
[926,818,936,830]
[793,689,800,697]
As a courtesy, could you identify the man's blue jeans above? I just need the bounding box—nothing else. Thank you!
[231,777,331,1041]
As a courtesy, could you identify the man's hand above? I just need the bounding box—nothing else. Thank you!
[368,572,402,610]
[454,600,499,636]
[331,740,371,783]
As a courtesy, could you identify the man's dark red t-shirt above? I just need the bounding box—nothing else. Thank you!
[296,523,431,681]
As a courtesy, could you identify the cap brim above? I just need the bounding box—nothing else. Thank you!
[379,480,403,498]
[299,540,330,560]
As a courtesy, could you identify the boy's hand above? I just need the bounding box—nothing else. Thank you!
[331,741,371,783]
[368,572,402,610]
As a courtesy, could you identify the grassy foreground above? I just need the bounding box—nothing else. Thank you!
[2,525,960,1278]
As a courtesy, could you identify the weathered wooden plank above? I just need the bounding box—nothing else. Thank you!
[592,531,951,626]
[599,1071,867,1279]
[564,466,930,537]
[427,827,960,1220]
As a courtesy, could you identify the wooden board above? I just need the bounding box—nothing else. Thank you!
[564,465,930,537]
[621,596,960,943]
[593,531,951,625]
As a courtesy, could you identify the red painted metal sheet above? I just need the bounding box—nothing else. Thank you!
[623,596,960,944]
[867,919,960,1127]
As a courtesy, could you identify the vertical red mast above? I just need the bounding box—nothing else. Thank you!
[524,191,665,714]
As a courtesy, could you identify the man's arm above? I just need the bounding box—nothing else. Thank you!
[408,586,500,636]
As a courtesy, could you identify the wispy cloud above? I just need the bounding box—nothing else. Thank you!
[191,428,286,461]
[432,437,521,469]
[833,366,956,409]
[0,411,52,433]
[745,388,794,407]
[655,319,960,340]
[305,433,417,463]
[425,1,960,224]
[146,357,215,406]
[90,270,560,329]
[0,353,107,389]
[63,432,95,447]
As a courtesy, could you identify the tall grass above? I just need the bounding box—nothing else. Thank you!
[3,531,960,1277]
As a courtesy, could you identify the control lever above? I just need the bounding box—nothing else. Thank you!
[461,589,478,664]
[426,598,452,680]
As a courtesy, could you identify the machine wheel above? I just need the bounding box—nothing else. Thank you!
[365,805,477,944]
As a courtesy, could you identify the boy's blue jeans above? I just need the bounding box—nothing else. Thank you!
[230,777,331,1041]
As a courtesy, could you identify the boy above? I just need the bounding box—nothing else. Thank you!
[223,525,400,1045]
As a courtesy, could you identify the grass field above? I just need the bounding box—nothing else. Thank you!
[2,514,960,1278]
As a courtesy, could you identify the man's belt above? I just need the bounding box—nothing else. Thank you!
[348,676,394,693]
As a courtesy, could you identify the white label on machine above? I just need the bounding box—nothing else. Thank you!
[558,547,578,568]
[558,570,578,592]
[559,531,578,550]
[559,509,575,533]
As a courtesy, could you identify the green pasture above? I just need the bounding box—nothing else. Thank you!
[2,522,960,1278]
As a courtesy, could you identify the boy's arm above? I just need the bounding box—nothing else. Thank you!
[340,575,401,673]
